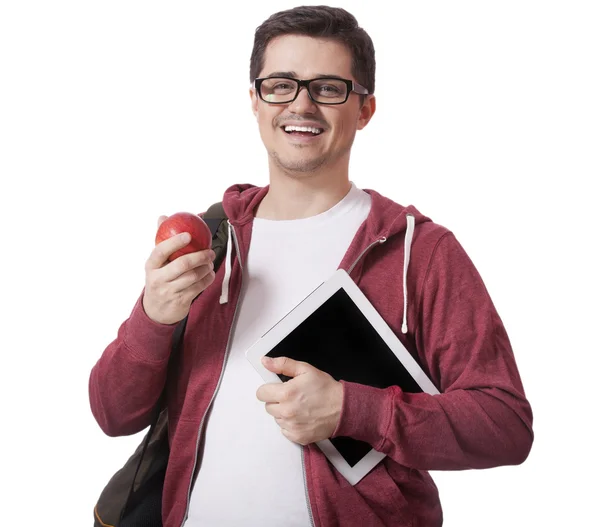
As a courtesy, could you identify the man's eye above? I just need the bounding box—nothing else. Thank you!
[317,84,342,96]
[273,83,294,91]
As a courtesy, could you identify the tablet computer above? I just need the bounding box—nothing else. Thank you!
[245,268,440,485]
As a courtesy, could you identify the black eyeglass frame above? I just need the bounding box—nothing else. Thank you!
[254,76,370,105]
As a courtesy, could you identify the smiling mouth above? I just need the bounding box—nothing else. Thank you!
[282,125,325,137]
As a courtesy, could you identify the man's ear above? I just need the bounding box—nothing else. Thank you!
[357,95,376,130]
[250,88,259,119]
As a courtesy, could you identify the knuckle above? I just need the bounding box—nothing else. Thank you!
[201,248,214,262]
[190,251,208,267]
[282,385,295,400]
[192,252,206,267]
[280,389,289,402]
[178,255,193,273]
[181,258,195,275]
[199,269,215,287]
[286,430,303,445]
[153,245,167,263]
[145,255,156,272]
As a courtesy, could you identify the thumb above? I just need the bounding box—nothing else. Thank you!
[157,215,168,229]
[261,356,308,378]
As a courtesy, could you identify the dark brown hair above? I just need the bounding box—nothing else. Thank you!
[249,5,376,95]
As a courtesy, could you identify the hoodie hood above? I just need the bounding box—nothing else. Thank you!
[221,183,269,226]
[221,183,431,239]
[219,183,431,333]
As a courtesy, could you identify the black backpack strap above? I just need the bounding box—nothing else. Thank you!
[202,201,229,272]
[202,201,227,234]
[169,202,228,372]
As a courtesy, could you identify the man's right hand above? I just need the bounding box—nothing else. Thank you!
[142,215,216,325]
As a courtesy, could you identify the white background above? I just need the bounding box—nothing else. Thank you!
[1,1,598,525]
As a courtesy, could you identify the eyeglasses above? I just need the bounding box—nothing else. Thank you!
[254,76,369,105]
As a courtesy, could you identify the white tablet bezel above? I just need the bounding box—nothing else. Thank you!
[245,268,440,485]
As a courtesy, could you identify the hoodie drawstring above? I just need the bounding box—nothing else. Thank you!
[219,221,234,305]
[218,214,415,333]
[402,214,415,334]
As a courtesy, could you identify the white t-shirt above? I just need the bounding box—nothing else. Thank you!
[186,183,372,526]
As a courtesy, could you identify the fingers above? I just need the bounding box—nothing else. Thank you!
[170,263,216,294]
[160,249,216,283]
[261,356,308,378]
[264,402,283,419]
[146,232,192,270]
[157,215,168,229]
[256,382,289,403]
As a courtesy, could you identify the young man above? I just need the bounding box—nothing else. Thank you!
[90,6,533,526]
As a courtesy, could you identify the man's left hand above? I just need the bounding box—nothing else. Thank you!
[256,356,344,446]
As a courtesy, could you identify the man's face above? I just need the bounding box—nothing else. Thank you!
[250,34,375,175]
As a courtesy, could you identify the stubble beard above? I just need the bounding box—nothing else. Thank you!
[269,148,327,176]
[269,144,351,178]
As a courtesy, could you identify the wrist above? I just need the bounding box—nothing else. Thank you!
[331,381,393,451]
[126,293,179,361]
[327,381,344,436]
[142,291,180,325]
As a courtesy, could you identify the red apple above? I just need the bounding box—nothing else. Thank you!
[155,212,212,261]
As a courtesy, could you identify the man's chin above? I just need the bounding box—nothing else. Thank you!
[270,151,329,175]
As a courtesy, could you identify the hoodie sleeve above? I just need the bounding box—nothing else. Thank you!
[332,232,534,470]
[88,292,178,437]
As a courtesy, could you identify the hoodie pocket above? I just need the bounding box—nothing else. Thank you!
[355,461,415,526]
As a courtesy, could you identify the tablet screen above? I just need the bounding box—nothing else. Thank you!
[265,287,423,467]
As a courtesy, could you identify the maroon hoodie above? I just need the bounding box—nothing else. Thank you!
[89,184,533,527]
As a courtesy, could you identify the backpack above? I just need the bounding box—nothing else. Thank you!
[93,202,229,527]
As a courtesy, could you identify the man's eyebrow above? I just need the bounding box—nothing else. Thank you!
[264,71,347,80]
[264,71,297,78]
[314,74,346,80]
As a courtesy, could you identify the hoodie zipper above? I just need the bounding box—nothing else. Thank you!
[300,235,388,527]
[179,224,244,527]
[179,232,388,526]
[302,447,315,527]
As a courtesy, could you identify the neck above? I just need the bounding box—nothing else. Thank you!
[256,164,352,220]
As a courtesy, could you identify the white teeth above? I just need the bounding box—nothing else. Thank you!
[284,125,323,135]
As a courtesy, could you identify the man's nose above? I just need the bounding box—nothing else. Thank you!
[288,86,317,114]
